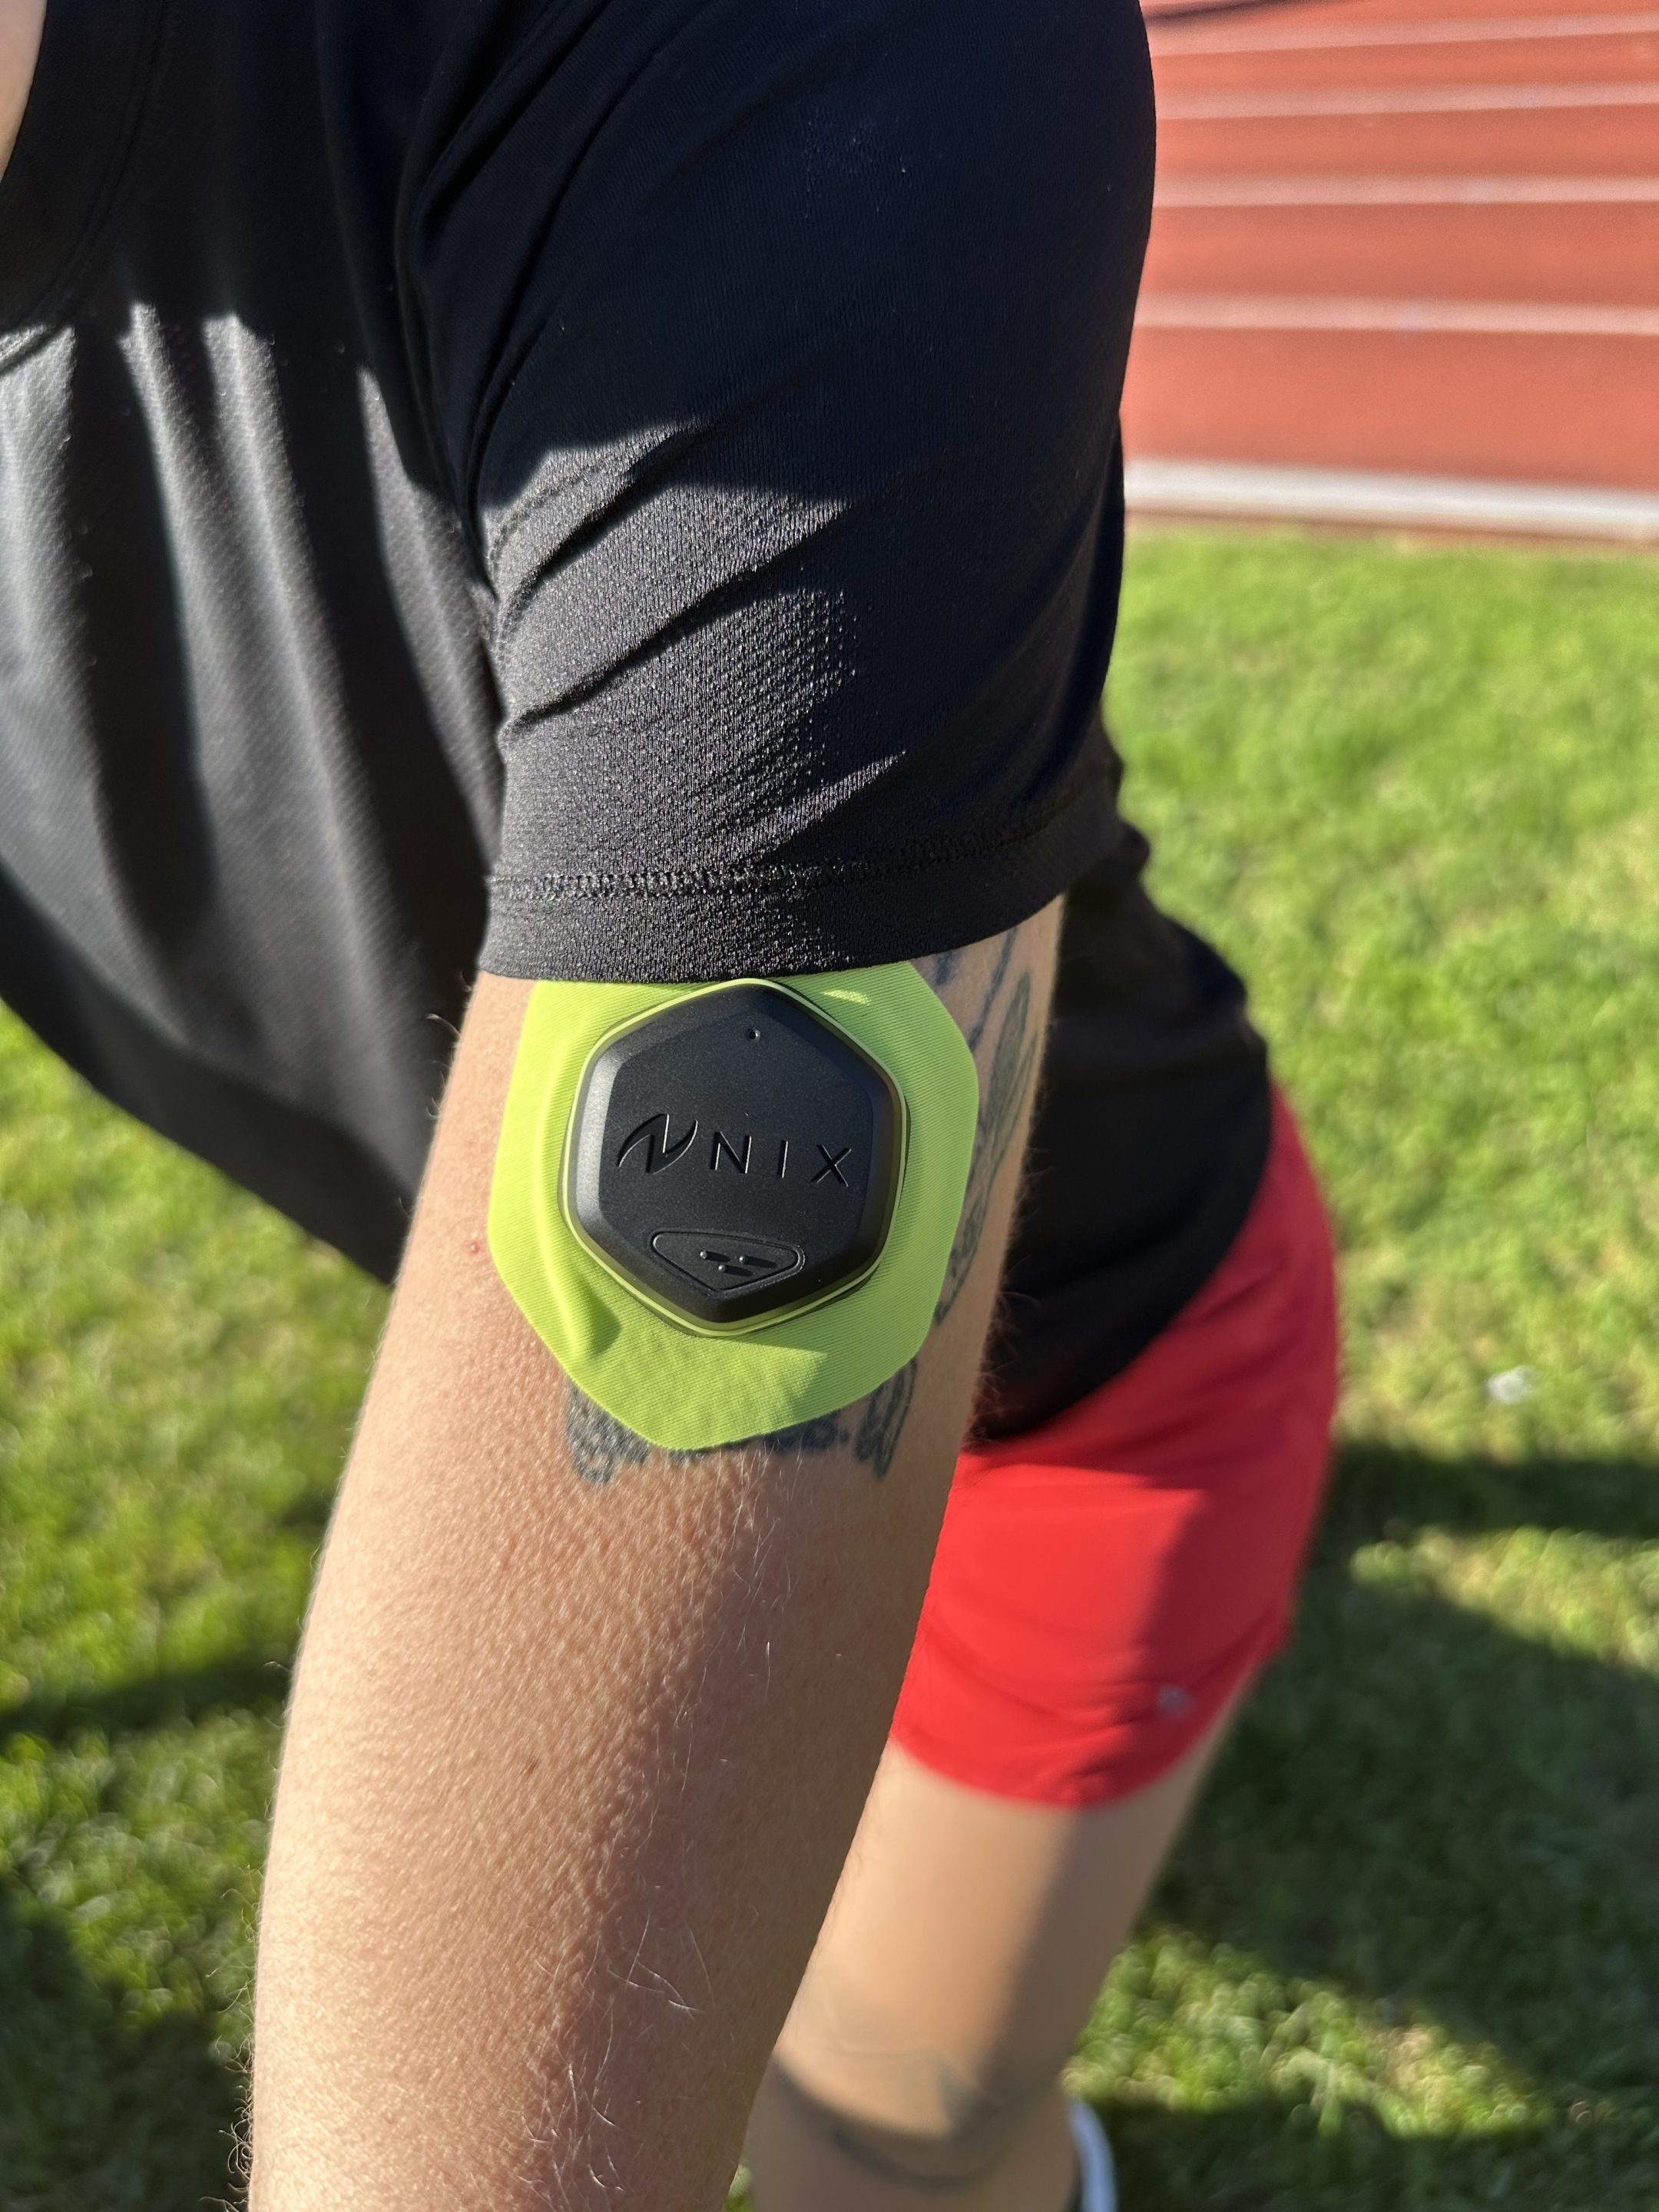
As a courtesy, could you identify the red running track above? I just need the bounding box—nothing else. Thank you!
[1125,0,1659,504]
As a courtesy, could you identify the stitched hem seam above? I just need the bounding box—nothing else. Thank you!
[487,769,1108,906]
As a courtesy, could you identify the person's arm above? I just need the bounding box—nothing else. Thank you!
[248,906,1059,2212]
[0,0,43,174]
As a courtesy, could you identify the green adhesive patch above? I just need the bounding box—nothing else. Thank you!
[488,966,979,1452]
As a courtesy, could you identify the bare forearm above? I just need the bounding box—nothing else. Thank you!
[250,915,1056,2210]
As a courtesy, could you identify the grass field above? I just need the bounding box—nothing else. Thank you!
[4,530,1659,2210]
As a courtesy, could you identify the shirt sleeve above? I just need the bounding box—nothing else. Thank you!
[408,0,1155,982]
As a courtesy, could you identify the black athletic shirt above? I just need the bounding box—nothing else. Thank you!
[0,0,1269,1429]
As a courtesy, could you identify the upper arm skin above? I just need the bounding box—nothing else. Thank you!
[250,907,1059,2212]
[0,0,42,177]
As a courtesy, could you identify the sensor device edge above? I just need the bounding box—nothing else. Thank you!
[487,963,979,1452]
[560,979,910,1339]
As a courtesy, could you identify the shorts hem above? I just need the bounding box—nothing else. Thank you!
[889,1614,1286,1811]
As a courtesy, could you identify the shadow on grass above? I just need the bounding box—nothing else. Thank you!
[1097,2097,1636,2212]
[0,1880,243,2212]
[0,1656,292,1748]
[1319,1437,1659,1548]
[3,1444,1657,2208]
[1098,1442,1659,2210]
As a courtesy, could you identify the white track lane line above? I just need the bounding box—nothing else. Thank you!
[1154,174,1659,204]
[1124,459,1659,539]
[1160,80,1659,117]
[1137,293,1659,333]
[1151,11,1659,54]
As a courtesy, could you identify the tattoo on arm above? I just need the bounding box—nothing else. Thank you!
[565,1389,657,1487]
[562,921,1045,1486]
[563,1359,919,1488]
[851,1359,916,1476]
[935,952,1041,1323]
[915,949,962,992]
[962,928,1016,1055]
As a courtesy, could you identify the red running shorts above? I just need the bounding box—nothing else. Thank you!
[889,1090,1339,1808]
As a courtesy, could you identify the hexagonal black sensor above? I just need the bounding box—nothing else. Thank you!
[565,983,903,1329]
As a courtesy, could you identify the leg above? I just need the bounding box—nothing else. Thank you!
[746,1708,1240,2212]
[747,1090,1339,2210]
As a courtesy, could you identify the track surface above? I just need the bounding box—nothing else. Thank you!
[1126,0,1659,492]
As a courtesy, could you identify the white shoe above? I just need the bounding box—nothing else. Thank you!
[1066,2098,1117,2212]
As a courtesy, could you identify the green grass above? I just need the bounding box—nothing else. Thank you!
[4,529,1659,2208]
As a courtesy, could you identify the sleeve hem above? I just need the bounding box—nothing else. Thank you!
[478,776,1128,983]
